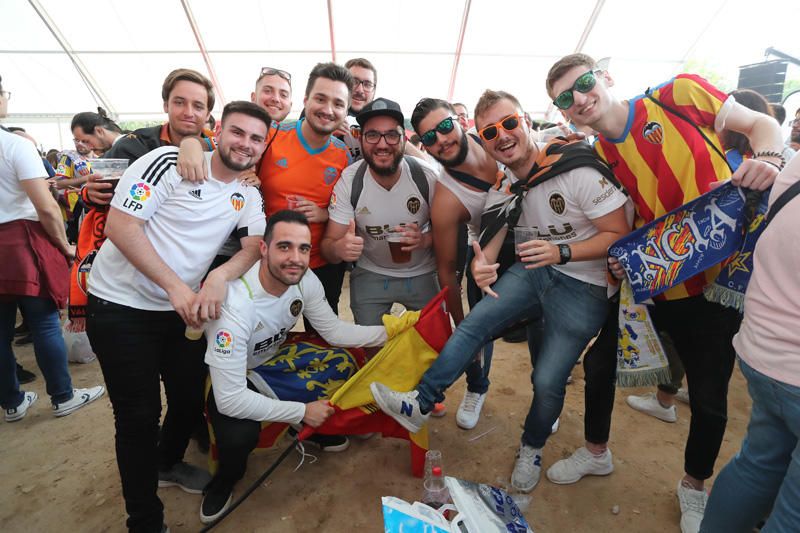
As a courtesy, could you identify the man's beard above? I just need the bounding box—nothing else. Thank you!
[218,143,255,172]
[432,131,469,168]
[364,149,403,177]
[268,259,306,287]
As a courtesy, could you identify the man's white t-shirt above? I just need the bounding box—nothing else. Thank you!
[204,263,386,423]
[487,158,632,287]
[328,157,439,277]
[89,147,266,311]
[0,129,43,224]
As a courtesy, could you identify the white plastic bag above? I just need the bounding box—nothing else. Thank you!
[62,321,96,364]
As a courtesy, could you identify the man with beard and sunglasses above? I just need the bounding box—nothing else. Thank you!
[409,98,504,429]
[85,102,269,533]
[321,98,440,328]
[371,89,632,495]
[544,53,783,533]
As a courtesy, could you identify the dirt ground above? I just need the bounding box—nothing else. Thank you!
[0,275,751,533]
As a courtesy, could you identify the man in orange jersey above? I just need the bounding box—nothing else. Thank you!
[543,53,784,533]
[258,63,354,317]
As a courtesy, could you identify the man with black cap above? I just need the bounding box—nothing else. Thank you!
[321,98,440,326]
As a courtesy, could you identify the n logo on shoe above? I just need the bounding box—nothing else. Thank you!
[400,401,414,417]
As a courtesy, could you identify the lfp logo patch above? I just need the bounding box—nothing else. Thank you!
[230,193,245,212]
[323,166,338,185]
[129,183,151,202]
[214,329,233,357]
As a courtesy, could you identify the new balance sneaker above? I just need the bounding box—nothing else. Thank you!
[5,391,38,422]
[200,480,233,524]
[511,444,542,492]
[546,446,614,484]
[675,388,690,404]
[370,382,429,433]
[456,391,486,430]
[677,479,707,533]
[52,386,105,417]
[626,392,677,423]
[431,402,447,417]
[158,462,212,494]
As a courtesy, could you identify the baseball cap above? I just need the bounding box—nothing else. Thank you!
[356,97,404,128]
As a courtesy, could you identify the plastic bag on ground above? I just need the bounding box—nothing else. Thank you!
[62,320,96,363]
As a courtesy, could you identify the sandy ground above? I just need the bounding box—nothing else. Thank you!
[0,275,751,533]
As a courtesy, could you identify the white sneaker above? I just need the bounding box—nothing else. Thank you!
[626,392,677,423]
[551,417,560,434]
[511,444,542,493]
[52,386,105,417]
[456,391,486,429]
[5,391,38,422]
[546,446,614,484]
[370,382,429,433]
[677,480,707,533]
[675,388,690,404]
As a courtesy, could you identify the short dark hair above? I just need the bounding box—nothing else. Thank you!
[411,98,455,132]
[474,90,524,128]
[345,57,377,87]
[220,101,272,133]
[770,103,786,125]
[71,107,123,135]
[304,62,355,99]
[162,68,215,111]
[264,210,310,243]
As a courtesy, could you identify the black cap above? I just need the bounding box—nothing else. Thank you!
[356,97,404,128]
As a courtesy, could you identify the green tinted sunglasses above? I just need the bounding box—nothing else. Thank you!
[419,116,456,146]
[553,70,600,110]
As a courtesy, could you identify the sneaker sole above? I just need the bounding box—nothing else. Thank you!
[370,383,423,434]
[53,388,105,418]
[625,398,677,423]
[200,492,233,524]
[5,392,38,422]
[158,480,206,495]
[455,418,478,430]
[547,464,614,485]
[511,478,539,493]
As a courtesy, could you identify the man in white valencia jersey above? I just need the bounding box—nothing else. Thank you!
[199,210,388,522]
[86,101,270,533]
[321,98,440,328]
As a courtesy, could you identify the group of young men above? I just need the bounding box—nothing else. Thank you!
[8,49,792,533]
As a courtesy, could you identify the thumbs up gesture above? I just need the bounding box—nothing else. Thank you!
[338,219,364,262]
[470,241,500,298]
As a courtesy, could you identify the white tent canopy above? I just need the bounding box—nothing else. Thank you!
[2,0,798,149]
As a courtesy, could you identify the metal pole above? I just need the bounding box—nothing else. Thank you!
[180,0,226,106]
[447,0,472,102]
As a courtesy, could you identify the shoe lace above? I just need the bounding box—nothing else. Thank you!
[462,392,481,413]
[293,441,318,472]
[680,487,707,514]
[517,447,538,469]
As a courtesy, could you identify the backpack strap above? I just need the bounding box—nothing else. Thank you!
[765,180,800,229]
[350,160,370,208]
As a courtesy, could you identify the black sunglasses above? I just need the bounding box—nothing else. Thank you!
[419,116,457,146]
[259,67,292,84]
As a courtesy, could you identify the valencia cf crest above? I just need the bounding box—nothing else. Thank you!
[289,299,303,317]
[406,196,421,214]
[76,250,98,295]
[643,121,664,144]
[548,192,566,215]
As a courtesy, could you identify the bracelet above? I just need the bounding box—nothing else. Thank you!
[758,159,782,172]
[754,150,786,169]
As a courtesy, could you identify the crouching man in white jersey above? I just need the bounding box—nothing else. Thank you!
[86,101,270,533]
[200,210,388,523]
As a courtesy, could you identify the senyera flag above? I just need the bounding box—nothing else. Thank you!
[207,288,452,478]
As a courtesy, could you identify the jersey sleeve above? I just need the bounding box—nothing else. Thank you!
[300,270,387,347]
[563,167,629,220]
[237,186,267,238]
[109,146,179,221]
[327,166,356,225]
[667,74,728,130]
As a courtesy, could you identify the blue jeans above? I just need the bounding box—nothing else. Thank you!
[417,263,609,448]
[1,296,73,409]
[700,358,800,533]
[463,247,493,394]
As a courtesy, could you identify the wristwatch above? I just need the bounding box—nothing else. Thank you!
[558,244,572,265]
